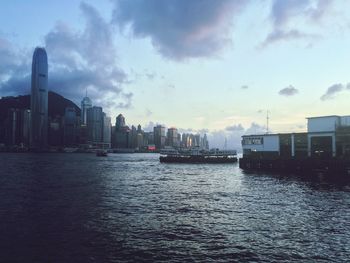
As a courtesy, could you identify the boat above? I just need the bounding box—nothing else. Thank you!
[159,147,238,163]
[96,150,108,157]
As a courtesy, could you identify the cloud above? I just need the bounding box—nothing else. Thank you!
[142,121,165,132]
[263,0,335,46]
[320,83,345,101]
[112,0,247,60]
[145,108,153,117]
[245,122,267,135]
[226,124,244,132]
[208,122,264,150]
[241,85,249,90]
[0,2,131,114]
[262,29,315,47]
[278,85,299,96]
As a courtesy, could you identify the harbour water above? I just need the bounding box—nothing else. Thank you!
[0,153,350,262]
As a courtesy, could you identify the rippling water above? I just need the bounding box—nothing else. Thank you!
[0,153,350,262]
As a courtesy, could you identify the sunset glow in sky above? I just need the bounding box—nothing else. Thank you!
[1,0,350,148]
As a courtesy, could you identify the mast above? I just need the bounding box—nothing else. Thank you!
[266,110,269,134]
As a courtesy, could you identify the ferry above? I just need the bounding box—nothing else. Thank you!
[159,147,237,164]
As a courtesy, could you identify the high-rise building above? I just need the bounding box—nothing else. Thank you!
[63,107,77,146]
[167,127,179,148]
[154,125,166,150]
[87,106,103,144]
[115,114,126,129]
[30,47,48,149]
[103,115,111,148]
[202,133,209,150]
[81,93,92,125]
[113,113,130,149]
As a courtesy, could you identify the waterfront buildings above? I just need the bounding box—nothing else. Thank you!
[63,107,77,146]
[167,128,179,148]
[87,106,103,145]
[30,47,48,150]
[103,115,112,147]
[242,115,350,159]
[154,125,166,150]
[113,114,130,149]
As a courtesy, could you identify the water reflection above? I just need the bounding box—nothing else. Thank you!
[0,153,349,262]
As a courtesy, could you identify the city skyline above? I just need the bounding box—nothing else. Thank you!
[1,0,350,148]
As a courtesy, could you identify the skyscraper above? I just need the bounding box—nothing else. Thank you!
[103,114,111,147]
[87,106,103,144]
[30,47,48,150]
[115,114,126,129]
[154,125,166,150]
[81,92,92,125]
[167,127,179,148]
[63,107,77,146]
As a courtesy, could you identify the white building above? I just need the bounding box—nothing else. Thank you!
[242,115,350,159]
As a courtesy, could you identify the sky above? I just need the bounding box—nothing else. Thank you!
[1,0,350,149]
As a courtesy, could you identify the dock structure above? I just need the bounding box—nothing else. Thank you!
[240,115,350,176]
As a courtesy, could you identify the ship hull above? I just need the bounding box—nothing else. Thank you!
[160,155,237,164]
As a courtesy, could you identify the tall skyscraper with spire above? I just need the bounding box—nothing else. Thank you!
[81,89,92,125]
[30,47,48,149]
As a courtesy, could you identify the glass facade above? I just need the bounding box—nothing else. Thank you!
[30,47,48,150]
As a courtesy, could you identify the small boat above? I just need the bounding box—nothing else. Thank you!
[96,150,108,157]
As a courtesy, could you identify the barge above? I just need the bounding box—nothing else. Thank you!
[160,148,238,164]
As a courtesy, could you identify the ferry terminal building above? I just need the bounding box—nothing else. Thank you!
[242,115,350,159]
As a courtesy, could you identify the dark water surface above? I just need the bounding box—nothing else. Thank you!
[0,153,350,262]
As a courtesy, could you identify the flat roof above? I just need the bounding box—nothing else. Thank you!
[242,131,337,137]
[306,115,339,119]
[305,115,350,119]
[242,132,307,137]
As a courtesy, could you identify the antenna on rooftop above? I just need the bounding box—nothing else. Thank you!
[85,87,88,97]
[266,110,270,134]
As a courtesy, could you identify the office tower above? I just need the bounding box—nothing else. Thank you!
[154,125,166,150]
[103,115,111,147]
[203,133,209,150]
[136,124,144,149]
[5,108,20,146]
[167,127,179,148]
[48,116,63,146]
[115,114,126,129]
[21,109,31,146]
[194,134,201,147]
[81,93,92,125]
[63,107,77,146]
[114,113,130,148]
[30,47,48,149]
[131,125,137,148]
[87,106,103,144]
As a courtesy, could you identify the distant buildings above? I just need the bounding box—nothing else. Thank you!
[108,115,210,152]
[30,47,48,150]
[81,94,92,125]
[154,125,166,150]
[3,108,31,146]
[167,127,179,148]
[0,47,210,152]
[63,107,77,146]
[113,114,130,148]
[85,106,111,148]
[103,115,111,147]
